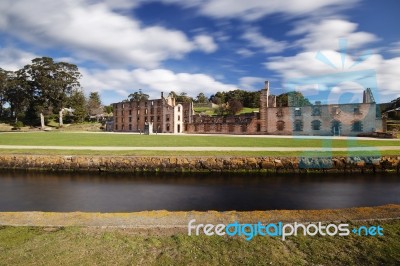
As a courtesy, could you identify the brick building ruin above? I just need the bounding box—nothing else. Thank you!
[112,81,383,136]
[186,81,383,136]
[112,92,194,134]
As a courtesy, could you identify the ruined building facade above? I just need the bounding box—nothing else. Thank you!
[112,93,194,133]
[113,81,383,136]
[186,81,383,136]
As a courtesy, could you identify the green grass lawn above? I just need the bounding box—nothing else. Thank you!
[0,132,399,148]
[0,219,399,265]
[240,107,259,114]
[193,106,215,115]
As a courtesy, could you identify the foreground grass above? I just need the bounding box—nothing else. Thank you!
[0,132,399,148]
[0,219,399,265]
[0,149,395,157]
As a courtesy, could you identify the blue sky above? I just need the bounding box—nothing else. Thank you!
[0,0,399,105]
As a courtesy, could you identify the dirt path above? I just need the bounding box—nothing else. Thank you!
[2,130,399,140]
[0,205,399,235]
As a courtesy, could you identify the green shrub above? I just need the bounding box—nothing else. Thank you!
[11,121,24,130]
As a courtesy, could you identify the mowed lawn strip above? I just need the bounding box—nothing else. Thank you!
[0,132,399,148]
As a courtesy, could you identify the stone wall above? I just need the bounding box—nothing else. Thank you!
[0,155,399,173]
[186,113,262,135]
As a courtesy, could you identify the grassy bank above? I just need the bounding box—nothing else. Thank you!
[0,219,399,265]
[0,132,399,147]
[1,206,400,265]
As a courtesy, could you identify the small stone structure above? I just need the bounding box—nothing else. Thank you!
[144,122,153,135]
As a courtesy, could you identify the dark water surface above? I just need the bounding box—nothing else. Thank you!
[0,171,399,212]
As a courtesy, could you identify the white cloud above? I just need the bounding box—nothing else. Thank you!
[213,31,231,42]
[236,48,254,57]
[266,50,341,79]
[328,81,366,104]
[289,19,378,51]
[265,49,400,103]
[388,41,400,56]
[101,0,140,9]
[239,76,265,90]
[0,46,38,71]
[0,0,216,68]
[242,29,286,53]
[0,44,233,103]
[194,35,218,53]
[81,67,239,104]
[377,57,400,98]
[262,18,399,102]
[161,0,359,21]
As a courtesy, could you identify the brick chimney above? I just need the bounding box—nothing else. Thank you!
[264,80,269,91]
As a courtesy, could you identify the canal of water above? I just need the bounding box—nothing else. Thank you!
[0,171,399,212]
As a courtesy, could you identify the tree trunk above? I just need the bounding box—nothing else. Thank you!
[40,113,45,129]
[59,109,63,127]
[10,105,15,122]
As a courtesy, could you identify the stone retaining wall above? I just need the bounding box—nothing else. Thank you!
[0,155,399,173]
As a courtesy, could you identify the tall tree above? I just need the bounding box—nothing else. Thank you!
[227,99,243,115]
[67,89,87,123]
[4,70,30,123]
[209,94,222,105]
[277,91,311,107]
[128,89,149,102]
[214,91,225,103]
[0,68,8,119]
[167,91,192,103]
[103,105,113,114]
[176,92,192,103]
[196,92,208,103]
[24,57,82,127]
[87,92,102,116]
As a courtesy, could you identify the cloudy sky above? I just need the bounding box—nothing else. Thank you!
[0,0,399,104]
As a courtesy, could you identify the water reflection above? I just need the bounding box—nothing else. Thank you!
[0,170,399,212]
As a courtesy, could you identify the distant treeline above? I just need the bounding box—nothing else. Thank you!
[209,90,260,108]
[125,89,311,109]
[209,90,312,108]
